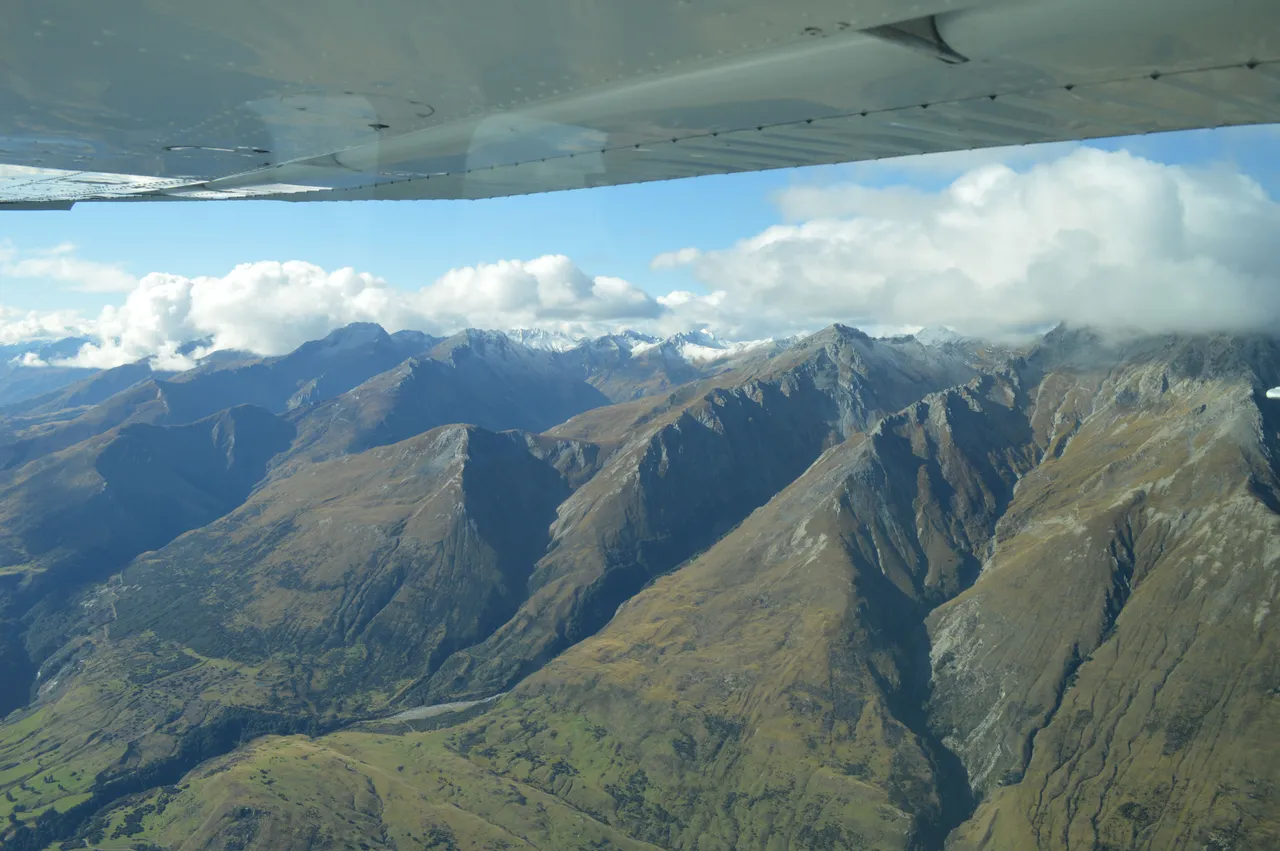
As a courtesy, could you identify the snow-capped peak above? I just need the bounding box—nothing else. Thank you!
[504,328,584,352]
[913,326,964,346]
[628,328,779,363]
[679,336,778,363]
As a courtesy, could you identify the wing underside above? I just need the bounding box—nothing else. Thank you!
[2,0,1278,206]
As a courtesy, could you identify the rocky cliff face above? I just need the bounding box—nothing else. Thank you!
[415,326,977,704]
[390,370,1037,850]
[939,334,1280,850]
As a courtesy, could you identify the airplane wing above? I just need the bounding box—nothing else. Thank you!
[2,0,1278,207]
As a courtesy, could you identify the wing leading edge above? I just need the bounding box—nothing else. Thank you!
[1,0,1278,207]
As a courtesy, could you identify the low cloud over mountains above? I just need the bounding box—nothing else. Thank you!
[3,147,1279,369]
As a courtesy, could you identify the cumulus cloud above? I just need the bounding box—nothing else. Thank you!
[2,146,1278,367]
[0,304,94,345]
[0,255,668,369]
[418,255,661,329]
[784,141,1085,204]
[670,148,1280,338]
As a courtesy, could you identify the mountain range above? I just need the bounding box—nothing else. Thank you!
[0,322,1275,851]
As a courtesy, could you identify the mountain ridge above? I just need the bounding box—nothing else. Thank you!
[1,324,1277,851]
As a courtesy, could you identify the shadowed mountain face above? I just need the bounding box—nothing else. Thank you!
[2,406,295,582]
[0,324,621,724]
[0,361,158,419]
[159,322,438,419]
[1,325,1279,851]
[0,323,434,473]
[0,404,295,715]
[110,426,594,700]
[0,323,761,476]
[280,330,613,472]
[415,326,978,703]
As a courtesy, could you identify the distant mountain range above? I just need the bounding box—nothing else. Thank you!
[0,337,98,407]
[0,324,811,407]
[0,321,1275,851]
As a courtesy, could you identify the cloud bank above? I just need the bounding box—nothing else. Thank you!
[670,148,1280,339]
[2,147,1278,367]
[5,256,670,368]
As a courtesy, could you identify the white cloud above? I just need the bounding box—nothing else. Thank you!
[650,247,701,269]
[664,148,1280,338]
[0,304,94,345]
[1,242,137,292]
[418,255,661,329]
[780,141,1084,206]
[0,255,669,369]
[2,146,1278,367]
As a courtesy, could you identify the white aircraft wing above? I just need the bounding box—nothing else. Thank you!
[2,0,1278,207]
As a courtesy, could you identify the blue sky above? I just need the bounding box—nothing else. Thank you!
[2,124,1277,317]
[2,123,1280,368]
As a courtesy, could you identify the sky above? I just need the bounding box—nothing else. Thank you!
[1,124,1279,367]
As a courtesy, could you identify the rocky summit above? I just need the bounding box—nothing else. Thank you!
[0,323,1276,851]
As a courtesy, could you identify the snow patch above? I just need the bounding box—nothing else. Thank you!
[627,329,780,363]
[914,325,963,346]
[505,328,583,352]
